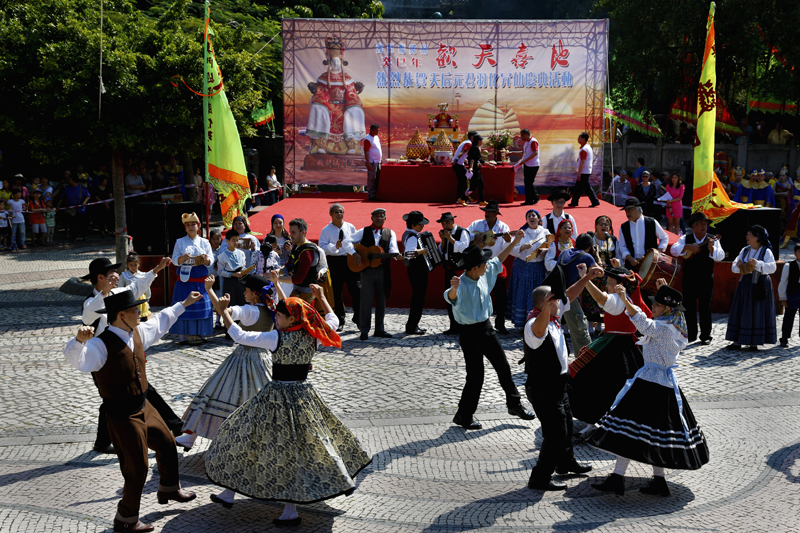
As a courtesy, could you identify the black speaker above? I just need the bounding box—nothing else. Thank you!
[165,202,205,252]
[712,207,781,260]
[128,202,169,255]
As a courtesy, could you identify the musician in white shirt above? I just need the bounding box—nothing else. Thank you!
[401,211,431,335]
[437,212,471,334]
[363,124,382,201]
[319,203,360,331]
[617,198,669,271]
[543,191,578,239]
[514,128,541,205]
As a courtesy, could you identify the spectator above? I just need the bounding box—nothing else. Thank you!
[0,199,10,250]
[30,176,42,193]
[13,175,29,202]
[736,118,753,145]
[124,166,145,196]
[634,171,658,217]
[60,173,91,242]
[768,121,794,145]
[43,199,56,245]
[676,122,695,144]
[633,157,646,181]
[0,179,10,203]
[92,175,114,237]
[606,171,631,207]
[28,189,47,246]
[264,166,281,206]
[8,189,26,250]
[75,164,91,189]
[665,174,685,235]
[40,177,53,199]
[754,119,768,143]
[151,161,167,190]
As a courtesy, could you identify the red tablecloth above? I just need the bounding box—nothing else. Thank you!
[376,164,515,203]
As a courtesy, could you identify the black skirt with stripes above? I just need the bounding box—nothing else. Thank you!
[584,379,709,470]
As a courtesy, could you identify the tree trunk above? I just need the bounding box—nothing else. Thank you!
[112,148,129,263]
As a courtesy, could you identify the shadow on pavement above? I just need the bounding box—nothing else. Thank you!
[766,440,800,483]
[0,450,116,489]
[421,487,545,532]
[159,500,342,532]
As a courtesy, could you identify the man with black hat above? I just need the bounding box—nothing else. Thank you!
[445,234,535,430]
[402,211,431,335]
[437,212,470,334]
[544,191,578,238]
[64,290,202,532]
[467,201,512,333]
[344,208,400,340]
[319,203,360,332]
[555,233,597,355]
[523,263,601,491]
[618,197,669,272]
[453,131,476,205]
[670,212,724,345]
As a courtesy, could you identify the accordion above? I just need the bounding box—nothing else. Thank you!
[417,231,443,272]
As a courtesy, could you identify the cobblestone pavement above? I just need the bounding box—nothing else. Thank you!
[1,244,800,532]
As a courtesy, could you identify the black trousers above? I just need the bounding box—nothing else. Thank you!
[570,173,599,206]
[453,164,468,202]
[456,319,521,417]
[444,266,463,330]
[328,255,361,325]
[470,168,485,202]
[491,273,508,326]
[782,307,800,341]
[527,380,575,483]
[523,165,540,203]
[405,261,429,332]
[95,385,182,448]
[684,277,714,341]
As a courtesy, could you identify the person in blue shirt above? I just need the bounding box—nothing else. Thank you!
[445,233,535,430]
[557,233,597,355]
[632,157,646,182]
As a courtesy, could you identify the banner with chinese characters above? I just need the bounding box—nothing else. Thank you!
[283,19,608,188]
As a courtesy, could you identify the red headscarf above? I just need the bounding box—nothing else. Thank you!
[281,297,342,348]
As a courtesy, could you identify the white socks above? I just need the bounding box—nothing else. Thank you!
[653,466,665,477]
[216,488,235,503]
[175,433,197,449]
[279,503,298,520]
[613,457,630,476]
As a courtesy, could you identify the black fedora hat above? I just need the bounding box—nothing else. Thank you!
[436,212,456,223]
[604,266,632,282]
[457,244,492,270]
[620,197,643,211]
[654,284,684,311]
[97,290,148,316]
[541,264,568,303]
[402,210,430,226]
[479,201,502,214]
[688,212,710,226]
[240,273,270,292]
[548,191,571,203]
[81,257,122,281]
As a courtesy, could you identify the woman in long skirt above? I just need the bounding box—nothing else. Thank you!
[206,286,371,526]
[725,225,777,350]
[588,281,709,497]
[506,209,550,327]
[170,212,214,344]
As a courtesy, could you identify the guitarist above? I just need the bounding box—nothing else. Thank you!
[437,212,470,335]
[344,208,400,340]
[670,212,724,345]
[319,203,360,332]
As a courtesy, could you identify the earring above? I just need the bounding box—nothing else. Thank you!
[322,60,328,66]
[342,60,348,66]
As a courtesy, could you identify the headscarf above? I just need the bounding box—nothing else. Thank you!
[270,214,289,238]
[232,215,251,234]
[279,297,341,348]
[260,281,278,323]
[519,209,541,231]
[657,306,689,350]
[556,218,573,241]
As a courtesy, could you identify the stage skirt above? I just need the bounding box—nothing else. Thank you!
[725,272,777,346]
[170,265,213,337]
[568,333,643,424]
[205,380,372,504]
[181,345,272,439]
[585,378,709,470]
[507,258,546,327]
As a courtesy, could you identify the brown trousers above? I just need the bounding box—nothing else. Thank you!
[290,271,334,314]
[107,400,179,522]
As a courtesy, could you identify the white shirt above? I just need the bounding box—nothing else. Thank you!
[511,226,550,263]
[124,173,144,193]
[236,233,260,267]
[732,246,776,275]
[7,199,25,224]
[438,226,471,260]
[364,134,382,163]
[524,300,570,374]
[670,232,725,261]
[319,221,358,257]
[228,313,339,351]
[403,229,420,253]
[544,241,573,273]
[118,270,152,299]
[594,235,622,262]
[172,235,213,266]
[545,212,578,239]
[578,143,593,174]
[230,304,273,327]
[65,303,185,373]
[467,219,510,258]
[618,216,669,260]
[83,270,157,334]
[522,137,540,167]
[343,227,399,256]
[778,259,798,301]
[452,140,472,166]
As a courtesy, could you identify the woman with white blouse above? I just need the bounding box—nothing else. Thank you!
[544,219,575,273]
[170,213,214,344]
[506,209,550,327]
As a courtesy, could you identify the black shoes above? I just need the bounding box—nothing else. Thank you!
[273,517,302,527]
[592,473,625,495]
[495,325,509,334]
[527,477,567,491]
[359,332,368,341]
[555,460,592,475]
[210,494,234,508]
[441,328,459,335]
[639,475,670,496]
[700,339,712,346]
[405,327,427,335]
[452,414,482,430]
[93,443,116,454]
[373,331,393,338]
[337,324,345,333]
[780,338,789,347]
[508,405,536,420]
[726,343,741,350]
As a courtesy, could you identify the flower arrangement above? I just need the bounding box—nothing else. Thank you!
[487,129,513,150]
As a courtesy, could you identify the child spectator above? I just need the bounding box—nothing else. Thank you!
[118,251,152,320]
[216,228,248,307]
[28,189,47,247]
[0,180,10,203]
[44,199,56,245]
[30,177,42,193]
[7,189,27,250]
[0,199,10,250]
[207,228,224,328]
[778,244,800,348]
[256,234,282,275]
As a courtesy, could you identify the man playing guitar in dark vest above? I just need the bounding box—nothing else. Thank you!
[617,198,669,272]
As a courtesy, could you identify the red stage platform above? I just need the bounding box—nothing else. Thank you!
[247,192,680,309]
[376,163,515,203]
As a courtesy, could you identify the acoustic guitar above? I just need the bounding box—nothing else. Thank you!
[227,264,256,277]
[347,243,403,273]
[682,234,721,259]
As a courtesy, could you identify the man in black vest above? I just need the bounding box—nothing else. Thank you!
[282,218,322,305]
[402,211,431,335]
[344,208,400,340]
[617,197,669,272]
[670,212,724,345]
[438,212,471,334]
[543,191,578,238]
[524,264,599,491]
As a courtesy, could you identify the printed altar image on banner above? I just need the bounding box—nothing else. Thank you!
[283,19,608,188]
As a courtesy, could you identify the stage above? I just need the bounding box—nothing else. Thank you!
[247,192,680,309]
[376,164,516,203]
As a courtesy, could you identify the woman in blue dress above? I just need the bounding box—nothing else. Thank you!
[506,209,550,327]
[170,212,214,344]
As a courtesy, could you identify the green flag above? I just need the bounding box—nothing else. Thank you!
[252,101,275,131]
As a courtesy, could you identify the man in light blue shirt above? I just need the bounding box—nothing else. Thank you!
[445,232,535,430]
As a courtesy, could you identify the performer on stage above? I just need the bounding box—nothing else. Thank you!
[453,131,476,206]
[544,219,575,273]
[343,208,399,340]
[734,169,776,207]
[778,244,800,348]
[589,282,709,497]
[568,266,649,424]
[506,209,550,327]
[65,290,201,532]
[670,212,724,345]
[402,210,431,335]
[319,203,360,332]
[363,124,382,201]
[467,201,512,333]
[617,198,669,272]
[216,229,248,308]
[514,128,541,205]
[569,132,600,208]
[170,213,213,345]
[445,239,535,430]
[437,212,470,334]
[205,287,371,527]
[544,191,578,238]
[467,134,494,206]
[523,264,601,491]
[725,225,777,351]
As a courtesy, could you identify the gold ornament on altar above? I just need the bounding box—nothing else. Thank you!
[406,129,431,160]
[433,130,454,154]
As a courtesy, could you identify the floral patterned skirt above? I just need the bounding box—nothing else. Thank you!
[205,380,372,503]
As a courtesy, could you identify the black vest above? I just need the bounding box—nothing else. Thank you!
[441,226,466,270]
[682,233,716,282]
[523,329,569,394]
[287,242,320,288]
[360,227,393,269]
[401,230,427,268]
[546,213,572,236]
[621,217,657,258]
[789,261,800,295]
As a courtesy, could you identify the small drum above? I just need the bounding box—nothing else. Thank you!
[637,248,680,295]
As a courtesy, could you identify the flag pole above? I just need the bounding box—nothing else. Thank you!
[203,0,211,236]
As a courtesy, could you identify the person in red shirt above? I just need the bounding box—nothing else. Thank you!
[280,218,324,309]
[27,189,47,247]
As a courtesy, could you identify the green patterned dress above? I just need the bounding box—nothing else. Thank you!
[205,318,371,503]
